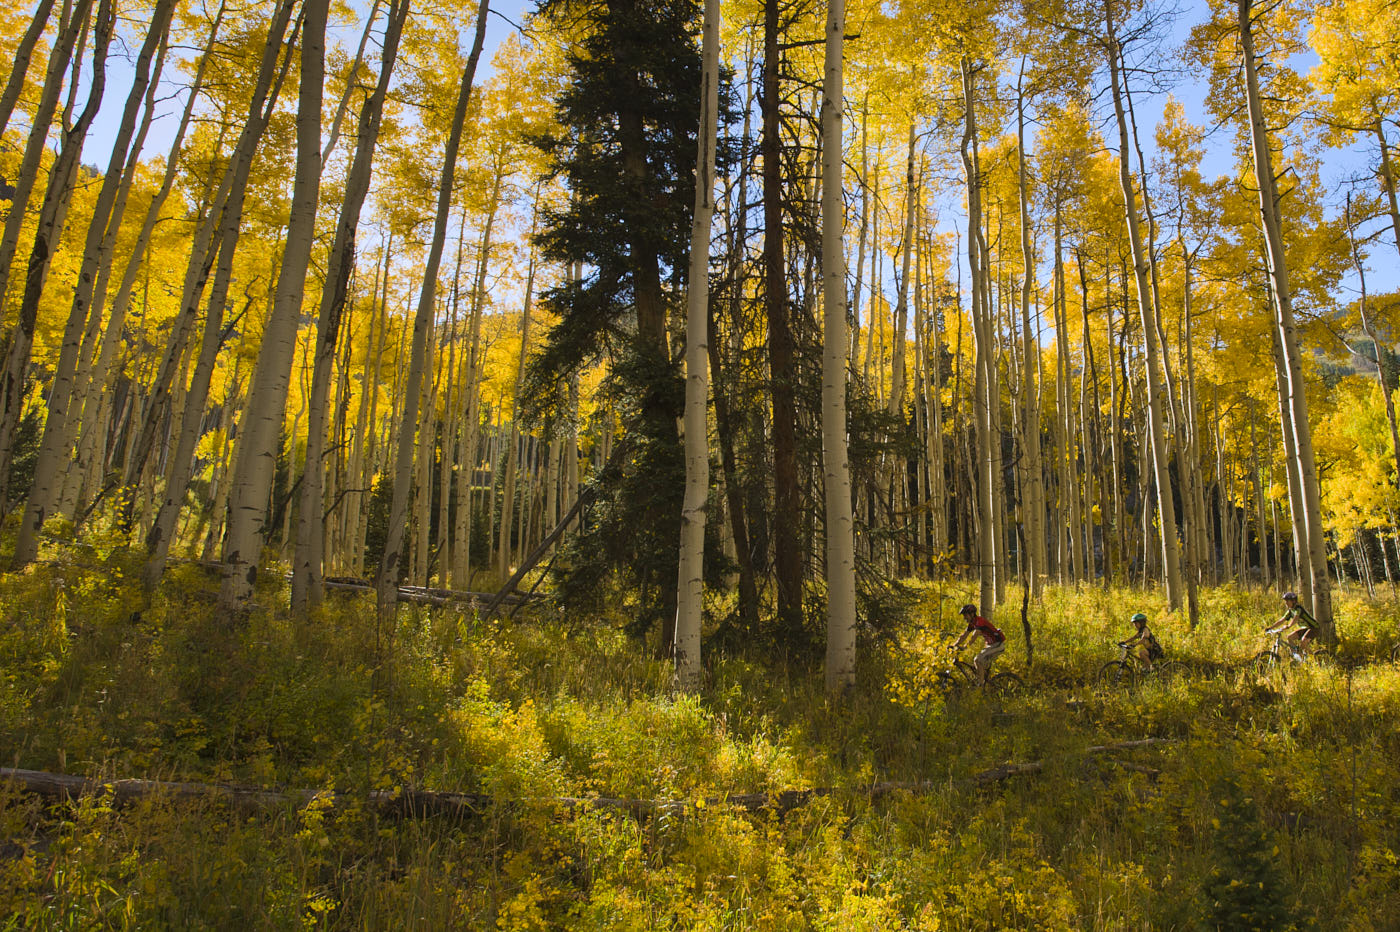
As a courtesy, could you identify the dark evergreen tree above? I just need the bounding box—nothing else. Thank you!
[528,0,719,650]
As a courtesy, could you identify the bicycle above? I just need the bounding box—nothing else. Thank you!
[1097,641,1178,687]
[935,644,1023,697]
[1254,629,1330,674]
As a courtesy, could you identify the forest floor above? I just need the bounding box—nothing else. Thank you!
[2,550,1399,929]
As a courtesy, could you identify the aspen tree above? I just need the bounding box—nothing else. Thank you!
[498,196,542,581]
[220,0,331,608]
[379,0,491,622]
[0,0,93,332]
[292,0,408,611]
[1238,0,1333,638]
[960,57,996,613]
[0,0,58,139]
[1014,67,1045,599]
[125,1,299,495]
[15,0,177,566]
[0,0,114,521]
[822,0,856,694]
[1103,7,1182,608]
[66,5,227,519]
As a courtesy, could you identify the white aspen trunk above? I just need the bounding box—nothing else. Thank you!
[1015,83,1045,599]
[960,59,996,613]
[0,0,59,139]
[887,123,916,416]
[674,0,718,691]
[291,0,407,609]
[380,0,490,620]
[219,0,329,608]
[820,0,856,693]
[1105,29,1182,609]
[850,100,870,371]
[496,198,541,579]
[1240,0,1333,637]
[411,322,437,585]
[0,0,93,326]
[67,7,225,517]
[320,0,384,168]
[126,2,297,492]
[59,28,173,519]
[16,0,175,565]
[142,198,255,590]
[450,163,506,586]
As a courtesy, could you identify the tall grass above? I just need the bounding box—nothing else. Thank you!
[2,558,1398,928]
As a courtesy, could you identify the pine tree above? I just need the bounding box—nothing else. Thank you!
[529,0,719,649]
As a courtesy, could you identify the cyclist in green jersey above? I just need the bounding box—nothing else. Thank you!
[1265,591,1319,655]
[1120,612,1164,670]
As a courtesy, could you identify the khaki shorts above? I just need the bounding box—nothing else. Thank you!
[975,640,1005,671]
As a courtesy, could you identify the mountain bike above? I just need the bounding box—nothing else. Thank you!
[935,644,1023,697]
[1096,641,1178,687]
[1254,629,1330,674]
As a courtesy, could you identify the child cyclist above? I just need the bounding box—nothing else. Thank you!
[1120,612,1164,670]
[952,603,1005,685]
[1265,591,1319,659]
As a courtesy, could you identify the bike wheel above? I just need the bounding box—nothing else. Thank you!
[1150,660,1180,683]
[1097,660,1134,687]
[1253,650,1282,675]
[935,671,962,698]
[1390,642,1400,664]
[988,671,1024,695]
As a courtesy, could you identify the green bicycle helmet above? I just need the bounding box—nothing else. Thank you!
[1130,612,1148,626]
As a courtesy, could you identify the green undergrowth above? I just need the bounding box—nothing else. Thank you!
[2,554,1400,929]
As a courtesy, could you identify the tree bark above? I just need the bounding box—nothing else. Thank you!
[0,0,93,332]
[379,0,491,623]
[960,58,995,613]
[291,0,408,611]
[763,0,803,641]
[1239,0,1333,639]
[219,0,330,608]
[821,0,856,694]
[15,0,176,566]
[1104,25,1182,609]
[0,0,113,520]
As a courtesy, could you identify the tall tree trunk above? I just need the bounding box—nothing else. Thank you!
[67,4,225,519]
[15,0,176,566]
[960,58,995,614]
[219,0,330,608]
[821,0,856,694]
[291,0,408,611]
[763,0,802,640]
[0,0,93,328]
[1015,77,1045,599]
[0,0,113,520]
[0,0,59,140]
[674,0,719,692]
[450,159,506,586]
[378,0,490,623]
[1239,0,1333,639]
[497,200,541,580]
[1104,26,1182,609]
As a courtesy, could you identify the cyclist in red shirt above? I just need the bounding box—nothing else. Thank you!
[952,603,1005,685]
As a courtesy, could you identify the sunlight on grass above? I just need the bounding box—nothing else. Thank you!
[2,562,1398,928]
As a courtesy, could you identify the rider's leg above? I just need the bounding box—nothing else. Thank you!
[1135,643,1152,670]
[975,642,1005,685]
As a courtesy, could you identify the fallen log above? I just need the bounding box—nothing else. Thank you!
[967,738,1174,786]
[3,743,1172,821]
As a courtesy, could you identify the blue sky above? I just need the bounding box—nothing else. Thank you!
[73,0,1397,304]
